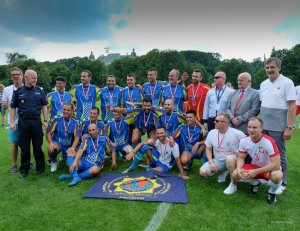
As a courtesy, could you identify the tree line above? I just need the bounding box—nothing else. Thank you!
[1,44,299,93]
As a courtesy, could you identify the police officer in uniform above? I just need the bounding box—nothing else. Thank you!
[10,69,48,177]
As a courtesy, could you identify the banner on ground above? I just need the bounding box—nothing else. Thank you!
[83,171,188,204]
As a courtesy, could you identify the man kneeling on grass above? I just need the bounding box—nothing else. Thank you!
[59,124,108,187]
[227,117,283,205]
[122,127,189,180]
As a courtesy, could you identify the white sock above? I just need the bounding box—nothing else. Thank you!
[268,180,282,194]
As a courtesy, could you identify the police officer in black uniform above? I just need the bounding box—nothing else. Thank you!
[10,69,48,177]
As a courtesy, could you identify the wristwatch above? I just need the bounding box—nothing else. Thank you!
[286,126,293,130]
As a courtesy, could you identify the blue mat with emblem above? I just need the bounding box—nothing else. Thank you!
[83,170,188,204]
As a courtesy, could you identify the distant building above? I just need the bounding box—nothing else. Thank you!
[96,48,137,65]
[89,51,95,61]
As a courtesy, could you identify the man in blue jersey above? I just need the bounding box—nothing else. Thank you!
[46,103,81,172]
[81,107,105,139]
[156,99,186,137]
[173,110,205,170]
[142,68,168,108]
[161,69,187,114]
[100,75,122,123]
[111,97,159,147]
[69,70,100,120]
[47,76,72,120]
[106,110,136,170]
[59,123,107,187]
[121,74,143,110]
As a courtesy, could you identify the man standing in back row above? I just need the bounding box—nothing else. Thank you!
[203,71,233,131]
[259,57,296,192]
[226,72,260,134]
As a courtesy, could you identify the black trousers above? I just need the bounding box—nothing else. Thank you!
[207,117,216,131]
[18,118,45,174]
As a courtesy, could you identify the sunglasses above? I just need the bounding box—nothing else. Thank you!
[215,119,227,123]
[214,76,223,79]
[88,129,96,131]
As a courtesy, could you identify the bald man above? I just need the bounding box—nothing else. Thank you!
[59,124,107,187]
[226,72,260,134]
[203,71,234,131]
[10,69,48,177]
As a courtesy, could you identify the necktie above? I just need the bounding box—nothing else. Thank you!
[234,89,245,115]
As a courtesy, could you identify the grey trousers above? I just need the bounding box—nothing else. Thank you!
[263,130,287,185]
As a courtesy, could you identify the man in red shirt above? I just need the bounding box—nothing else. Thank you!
[184,69,210,123]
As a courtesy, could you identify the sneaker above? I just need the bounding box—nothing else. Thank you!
[68,176,82,187]
[223,183,237,195]
[58,174,73,181]
[138,164,149,169]
[217,170,229,183]
[280,183,287,192]
[50,161,58,172]
[122,168,131,174]
[184,160,193,171]
[250,181,261,195]
[10,165,18,173]
[47,159,51,166]
[267,193,277,205]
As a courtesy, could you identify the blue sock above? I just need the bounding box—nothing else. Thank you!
[128,151,144,170]
[67,156,78,177]
[79,170,93,179]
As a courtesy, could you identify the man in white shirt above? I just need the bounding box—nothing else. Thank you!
[259,57,296,191]
[203,72,233,131]
[123,127,189,179]
[199,113,245,193]
[2,67,23,173]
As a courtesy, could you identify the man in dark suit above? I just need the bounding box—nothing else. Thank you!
[226,72,260,134]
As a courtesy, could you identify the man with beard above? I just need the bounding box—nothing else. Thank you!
[122,127,189,180]
[46,103,81,172]
[69,70,100,120]
[259,57,296,192]
[100,75,122,123]
[182,69,210,123]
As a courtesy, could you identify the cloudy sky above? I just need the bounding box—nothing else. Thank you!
[0,0,299,64]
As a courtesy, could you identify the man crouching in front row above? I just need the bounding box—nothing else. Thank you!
[226,117,283,205]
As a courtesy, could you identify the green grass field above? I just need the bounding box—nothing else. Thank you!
[0,123,300,231]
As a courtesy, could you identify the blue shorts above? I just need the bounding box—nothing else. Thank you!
[8,125,18,142]
[78,158,101,171]
[52,141,69,158]
[140,144,159,161]
[115,143,131,152]
[155,161,171,173]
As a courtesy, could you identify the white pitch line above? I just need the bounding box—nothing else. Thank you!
[144,203,171,231]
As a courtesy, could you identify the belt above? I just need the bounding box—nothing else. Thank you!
[19,115,40,120]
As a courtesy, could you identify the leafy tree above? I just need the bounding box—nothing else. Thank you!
[5,52,28,64]
[216,58,253,89]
